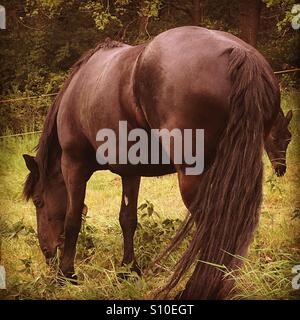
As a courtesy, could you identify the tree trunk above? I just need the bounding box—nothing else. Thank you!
[138,0,149,39]
[191,0,204,26]
[239,0,262,47]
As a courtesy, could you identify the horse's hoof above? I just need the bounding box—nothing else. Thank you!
[67,274,78,285]
[58,272,78,285]
[117,262,141,279]
[117,271,131,280]
[131,263,142,276]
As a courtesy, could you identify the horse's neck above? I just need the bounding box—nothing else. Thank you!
[36,141,62,182]
[48,146,62,177]
[275,109,285,126]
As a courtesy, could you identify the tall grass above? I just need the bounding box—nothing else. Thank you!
[0,91,299,300]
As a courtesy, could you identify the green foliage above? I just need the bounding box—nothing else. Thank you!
[80,1,118,31]
[77,215,99,260]
[136,200,183,269]
[138,0,161,18]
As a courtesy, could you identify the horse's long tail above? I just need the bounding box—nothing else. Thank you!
[160,47,279,299]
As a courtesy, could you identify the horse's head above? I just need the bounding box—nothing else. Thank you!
[265,110,293,177]
[23,154,67,263]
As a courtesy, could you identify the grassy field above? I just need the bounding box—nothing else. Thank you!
[0,90,299,300]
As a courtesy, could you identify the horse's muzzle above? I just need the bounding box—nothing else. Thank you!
[43,247,58,265]
[275,165,286,177]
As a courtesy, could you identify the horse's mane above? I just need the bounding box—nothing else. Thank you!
[23,38,124,200]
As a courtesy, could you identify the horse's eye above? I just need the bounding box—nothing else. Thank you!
[33,197,44,208]
[271,136,278,143]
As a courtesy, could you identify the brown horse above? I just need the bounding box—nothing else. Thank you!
[23,27,292,299]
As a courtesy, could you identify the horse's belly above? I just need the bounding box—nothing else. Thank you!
[102,163,176,177]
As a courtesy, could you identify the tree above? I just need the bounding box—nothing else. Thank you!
[239,0,263,47]
[137,0,161,39]
[138,0,149,38]
[191,0,205,26]
[168,0,205,26]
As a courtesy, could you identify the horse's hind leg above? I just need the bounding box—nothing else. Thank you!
[177,171,202,210]
[176,171,204,298]
[119,176,141,274]
[177,170,230,299]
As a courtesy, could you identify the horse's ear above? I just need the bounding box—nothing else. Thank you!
[285,110,293,124]
[23,154,38,174]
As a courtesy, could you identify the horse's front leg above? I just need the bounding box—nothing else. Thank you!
[59,153,89,280]
[119,176,141,274]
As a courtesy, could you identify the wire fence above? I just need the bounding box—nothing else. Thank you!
[274,68,300,75]
[0,130,42,140]
[0,68,299,139]
[0,92,58,104]
[0,68,299,105]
